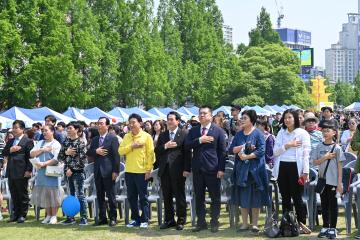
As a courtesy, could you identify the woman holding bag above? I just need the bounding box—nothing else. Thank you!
[30,124,63,224]
[229,110,269,233]
[272,109,311,234]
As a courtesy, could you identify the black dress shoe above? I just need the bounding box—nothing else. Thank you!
[17,217,26,223]
[93,219,108,226]
[211,224,219,233]
[7,216,18,223]
[192,224,208,232]
[109,219,117,227]
[176,224,184,231]
[160,220,176,229]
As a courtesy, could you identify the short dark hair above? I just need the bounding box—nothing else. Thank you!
[45,115,57,124]
[128,113,142,123]
[167,111,181,121]
[98,117,110,125]
[66,121,81,131]
[108,124,120,135]
[32,123,40,129]
[77,121,87,127]
[281,109,300,129]
[321,106,333,113]
[256,119,270,132]
[13,120,25,129]
[199,105,212,114]
[57,121,66,128]
[242,110,257,125]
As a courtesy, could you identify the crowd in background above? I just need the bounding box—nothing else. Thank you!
[0,105,360,239]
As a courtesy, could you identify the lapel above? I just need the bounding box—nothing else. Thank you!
[207,123,215,136]
[164,130,171,142]
[17,135,26,146]
[173,128,182,141]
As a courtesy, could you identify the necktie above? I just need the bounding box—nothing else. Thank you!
[201,127,207,136]
[99,136,104,146]
[170,132,174,141]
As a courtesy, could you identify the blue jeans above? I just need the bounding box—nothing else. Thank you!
[68,172,88,219]
[125,173,149,223]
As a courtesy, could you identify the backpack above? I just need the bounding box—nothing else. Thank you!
[279,211,299,237]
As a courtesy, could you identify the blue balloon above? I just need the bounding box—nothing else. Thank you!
[62,195,80,217]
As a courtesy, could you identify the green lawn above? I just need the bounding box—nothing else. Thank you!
[0,205,357,240]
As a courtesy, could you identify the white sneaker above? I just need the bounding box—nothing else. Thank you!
[140,222,148,228]
[41,215,51,224]
[49,216,57,224]
[126,220,140,228]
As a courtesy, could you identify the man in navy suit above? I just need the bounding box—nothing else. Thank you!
[87,117,120,227]
[185,106,226,233]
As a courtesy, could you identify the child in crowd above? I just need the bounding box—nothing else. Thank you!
[311,120,343,239]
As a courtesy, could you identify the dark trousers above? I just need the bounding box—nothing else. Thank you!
[68,172,87,219]
[125,172,149,223]
[193,170,221,227]
[160,165,186,224]
[8,177,29,219]
[278,161,306,224]
[320,184,338,228]
[95,175,117,221]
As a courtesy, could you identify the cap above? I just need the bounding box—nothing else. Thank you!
[304,112,319,123]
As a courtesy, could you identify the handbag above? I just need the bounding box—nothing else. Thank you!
[315,144,336,194]
[264,213,280,238]
[45,165,63,177]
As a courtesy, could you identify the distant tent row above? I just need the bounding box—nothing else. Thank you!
[0,105,300,128]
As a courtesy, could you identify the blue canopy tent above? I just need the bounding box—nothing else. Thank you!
[281,105,291,110]
[0,107,37,127]
[187,106,199,115]
[20,107,75,123]
[271,105,286,113]
[0,116,14,129]
[213,106,231,116]
[288,104,301,110]
[148,107,167,119]
[344,102,360,111]
[83,107,118,122]
[160,107,191,120]
[63,107,92,124]
[107,107,130,123]
[263,105,278,115]
[123,107,158,121]
[248,106,272,116]
[177,106,194,116]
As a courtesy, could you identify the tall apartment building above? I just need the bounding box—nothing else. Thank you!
[325,13,359,84]
[223,24,233,45]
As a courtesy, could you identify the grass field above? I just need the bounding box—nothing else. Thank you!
[0,204,357,240]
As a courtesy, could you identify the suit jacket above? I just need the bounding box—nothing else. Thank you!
[2,136,34,179]
[87,133,120,178]
[185,123,226,174]
[155,128,191,178]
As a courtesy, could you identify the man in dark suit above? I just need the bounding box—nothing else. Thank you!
[155,111,191,231]
[2,120,34,223]
[87,117,120,227]
[185,106,226,233]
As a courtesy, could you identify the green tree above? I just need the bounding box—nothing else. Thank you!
[354,72,360,102]
[249,7,282,47]
[332,81,355,107]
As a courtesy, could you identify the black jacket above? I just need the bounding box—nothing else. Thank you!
[155,128,191,177]
[2,136,34,179]
[87,134,120,178]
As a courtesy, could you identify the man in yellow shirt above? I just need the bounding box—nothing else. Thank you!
[119,113,154,228]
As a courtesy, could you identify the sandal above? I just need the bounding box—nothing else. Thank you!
[251,226,260,233]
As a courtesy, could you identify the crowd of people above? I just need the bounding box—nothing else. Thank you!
[0,105,360,239]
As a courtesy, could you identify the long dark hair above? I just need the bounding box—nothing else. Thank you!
[280,109,300,130]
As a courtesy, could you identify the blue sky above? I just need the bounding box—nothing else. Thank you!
[216,0,358,67]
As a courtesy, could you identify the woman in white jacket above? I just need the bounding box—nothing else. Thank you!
[272,109,311,234]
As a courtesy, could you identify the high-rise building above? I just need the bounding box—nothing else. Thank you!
[275,28,311,49]
[325,13,358,84]
[223,24,233,45]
